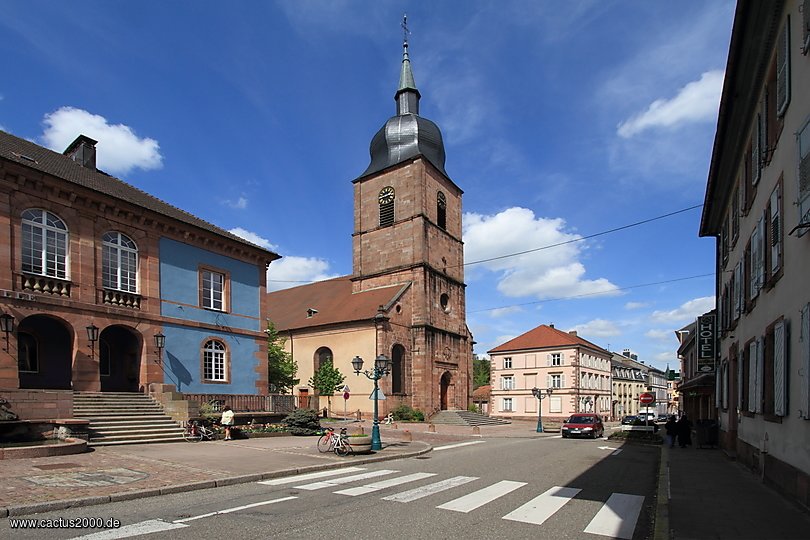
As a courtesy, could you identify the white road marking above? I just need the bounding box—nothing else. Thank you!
[173,496,297,523]
[72,519,187,539]
[296,469,396,490]
[612,449,623,456]
[258,467,366,485]
[433,441,485,451]
[583,493,645,539]
[437,480,527,513]
[382,476,478,502]
[335,472,437,496]
[502,486,581,525]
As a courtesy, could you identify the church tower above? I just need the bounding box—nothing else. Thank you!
[352,27,471,413]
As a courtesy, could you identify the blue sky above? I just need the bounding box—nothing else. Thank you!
[1,1,735,371]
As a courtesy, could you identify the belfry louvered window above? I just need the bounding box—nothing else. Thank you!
[437,191,447,229]
[379,186,395,227]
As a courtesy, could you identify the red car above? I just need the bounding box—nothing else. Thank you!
[561,414,605,439]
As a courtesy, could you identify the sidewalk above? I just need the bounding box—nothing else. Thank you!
[658,443,810,540]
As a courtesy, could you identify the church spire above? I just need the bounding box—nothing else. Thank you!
[395,14,420,115]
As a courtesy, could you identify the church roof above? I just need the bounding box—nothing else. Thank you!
[356,38,449,182]
[266,277,410,331]
[488,324,610,356]
[0,129,279,261]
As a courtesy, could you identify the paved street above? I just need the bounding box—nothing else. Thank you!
[2,435,658,540]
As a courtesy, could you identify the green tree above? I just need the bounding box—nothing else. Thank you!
[266,322,299,394]
[308,359,345,416]
[473,354,490,389]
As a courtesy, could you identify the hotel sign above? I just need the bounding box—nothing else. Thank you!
[697,314,716,373]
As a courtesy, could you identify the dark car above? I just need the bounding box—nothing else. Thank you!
[561,414,605,439]
[621,415,638,425]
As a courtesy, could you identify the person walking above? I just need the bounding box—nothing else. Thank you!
[677,413,692,448]
[665,415,678,448]
[220,405,235,441]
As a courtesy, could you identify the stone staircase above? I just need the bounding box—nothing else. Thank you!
[73,392,186,446]
[429,409,511,426]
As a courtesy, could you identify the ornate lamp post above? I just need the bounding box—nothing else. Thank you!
[531,387,554,433]
[154,332,166,365]
[352,354,390,451]
[86,324,99,358]
[0,313,14,353]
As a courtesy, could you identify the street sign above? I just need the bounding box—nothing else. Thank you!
[343,392,350,400]
[369,388,386,400]
[639,392,655,405]
[341,385,350,393]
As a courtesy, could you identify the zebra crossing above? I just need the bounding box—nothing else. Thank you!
[258,468,645,539]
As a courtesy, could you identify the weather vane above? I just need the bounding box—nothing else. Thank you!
[401,14,410,47]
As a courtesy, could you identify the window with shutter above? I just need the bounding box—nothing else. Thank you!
[803,0,810,54]
[756,337,764,414]
[731,184,740,244]
[774,321,787,416]
[797,120,810,237]
[722,362,729,410]
[733,261,742,320]
[776,17,791,117]
[750,227,760,299]
[769,185,782,275]
[757,217,766,291]
[738,347,745,410]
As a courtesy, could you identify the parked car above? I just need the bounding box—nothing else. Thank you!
[657,414,669,423]
[636,412,656,422]
[621,415,638,425]
[561,414,605,439]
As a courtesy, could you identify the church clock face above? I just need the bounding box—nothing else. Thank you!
[378,186,395,204]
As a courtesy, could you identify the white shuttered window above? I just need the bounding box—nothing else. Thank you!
[774,321,787,416]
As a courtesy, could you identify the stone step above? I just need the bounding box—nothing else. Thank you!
[91,426,184,436]
[90,437,188,447]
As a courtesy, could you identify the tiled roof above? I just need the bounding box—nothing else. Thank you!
[0,130,279,260]
[488,324,610,356]
[471,385,491,400]
[266,277,410,331]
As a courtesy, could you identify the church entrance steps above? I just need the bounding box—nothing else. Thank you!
[73,391,186,446]
[429,410,511,426]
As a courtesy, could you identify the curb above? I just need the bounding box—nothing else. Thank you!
[0,441,432,518]
[653,444,670,540]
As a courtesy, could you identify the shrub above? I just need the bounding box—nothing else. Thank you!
[468,404,479,413]
[282,408,321,435]
[391,404,425,422]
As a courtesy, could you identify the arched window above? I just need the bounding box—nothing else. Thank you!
[102,232,138,293]
[314,347,333,371]
[391,344,406,394]
[21,209,69,279]
[379,186,395,227]
[437,191,446,230]
[203,339,228,382]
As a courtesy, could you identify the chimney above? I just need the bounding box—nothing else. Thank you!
[64,134,97,170]
[569,330,578,337]
[549,323,554,329]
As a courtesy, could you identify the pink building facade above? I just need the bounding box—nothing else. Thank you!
[488,324,612,423]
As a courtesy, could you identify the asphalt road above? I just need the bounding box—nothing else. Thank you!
[3,435,659,540]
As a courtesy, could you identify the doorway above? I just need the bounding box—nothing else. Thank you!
[440,371,452,410]
[99,326,141,392]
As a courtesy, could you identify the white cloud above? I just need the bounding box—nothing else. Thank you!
[228,227,277,250]
[224,197,248,210]
[266,256,340,293]
[645,329,673,342]
[40,107,162,175]
[463,207,619,300]
[651,296,715,324]
[488,306,524,318]
[571,319,621,339]
[653,352,677,365]
[625,301,649,310]
[617,70,724,138]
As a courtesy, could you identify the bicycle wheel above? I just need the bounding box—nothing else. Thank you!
[335,441,352,457]
[317,433,333,453]
[183,426,202,443]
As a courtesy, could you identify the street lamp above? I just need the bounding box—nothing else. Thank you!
[352,354,390,451]
[0,313,14,353]
[154,332,166,365]
[86,324,99,358]
[531,387,554,433]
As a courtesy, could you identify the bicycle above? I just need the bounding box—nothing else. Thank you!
[317,427,347,453]
[333,431,353,457]
[183,420,218,442]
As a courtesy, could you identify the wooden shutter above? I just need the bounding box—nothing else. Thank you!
[756,217,766,290]
[774,321,787,416]
[722,362,729,409]
[804,0,810,54]
[738,349,745,410]
[733,261,742,319]
[798,121,810,237]
[752,113,762,186]
[770,187,782,274]
[755,338,764,414]
[802,304,810,419]
[776,17,791,117]
[561,375,566,388]
[716,364,722,408]
[748,341,758,413]
[750,226,760,298]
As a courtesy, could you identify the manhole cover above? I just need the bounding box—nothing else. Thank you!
[33,463,82,470]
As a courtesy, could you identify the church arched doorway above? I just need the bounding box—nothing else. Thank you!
[440,371,452,410]
[17,315,72,390]
[99,325,142,392]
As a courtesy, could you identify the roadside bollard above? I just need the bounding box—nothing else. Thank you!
[472,426,480,435]
[402,430,412,441]
[428,423,436,433]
